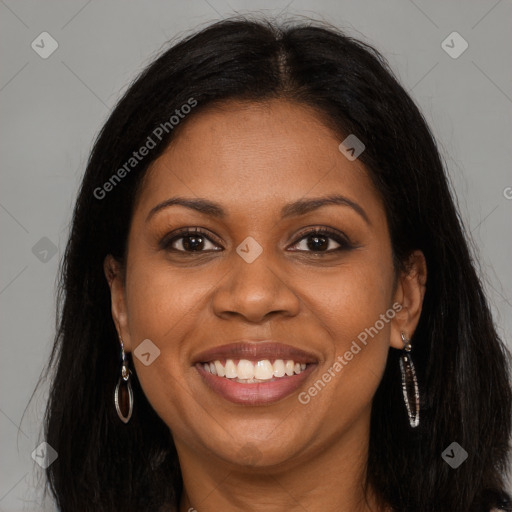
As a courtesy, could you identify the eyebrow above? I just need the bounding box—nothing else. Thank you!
[146,194,370,225]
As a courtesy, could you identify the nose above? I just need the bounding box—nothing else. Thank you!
[211,247,301,323]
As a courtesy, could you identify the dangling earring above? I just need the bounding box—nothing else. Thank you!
[114,338,133,424]
[399,332,420,428]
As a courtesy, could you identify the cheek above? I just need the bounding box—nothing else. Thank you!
[302,252,394,348]
[124,258,208,349]
[123,260,209,432]
[296,250,394,412]
[122,258,200,394]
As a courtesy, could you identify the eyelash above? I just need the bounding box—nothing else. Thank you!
[160,226,354,255]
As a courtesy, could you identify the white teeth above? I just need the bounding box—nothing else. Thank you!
[254,360,274,380]
[225,359,237,378]
[273,359,285,377]
[214,360,225,377]
[202,358,309,381]
[237,359,255,380]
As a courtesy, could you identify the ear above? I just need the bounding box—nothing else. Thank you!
[104,254,132,352]
[390,250,427,349]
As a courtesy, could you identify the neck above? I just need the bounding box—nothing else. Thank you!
[176,408,387,512]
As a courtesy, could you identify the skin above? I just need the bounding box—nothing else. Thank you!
[104,99,427,512]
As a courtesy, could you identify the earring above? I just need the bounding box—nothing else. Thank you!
[114,338,133,424]
[399,332,420,428]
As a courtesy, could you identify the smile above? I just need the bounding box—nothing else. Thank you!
[192,341,318,405]
[201,358,308,382]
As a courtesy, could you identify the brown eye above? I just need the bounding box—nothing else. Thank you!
[289,228,353,254]
[160,228,222,253]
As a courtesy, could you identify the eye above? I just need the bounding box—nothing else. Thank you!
[160,227,221,253]
[288,227,353,254]
[160,226,354,255]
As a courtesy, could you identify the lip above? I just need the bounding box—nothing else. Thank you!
[192,341,319,405]
[192,341,318,365]
[196,361,317,405]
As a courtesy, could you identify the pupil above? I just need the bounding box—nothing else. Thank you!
[308,235,328,251]
[184,235,204,251]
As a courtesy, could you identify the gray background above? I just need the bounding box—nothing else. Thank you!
[1,0,511,510]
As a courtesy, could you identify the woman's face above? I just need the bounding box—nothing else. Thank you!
[107,99,417,470]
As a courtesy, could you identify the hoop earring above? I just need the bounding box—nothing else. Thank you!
[114,338,133,424]
[399,332,420,428]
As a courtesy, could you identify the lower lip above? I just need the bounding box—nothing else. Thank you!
[195,363,317,405]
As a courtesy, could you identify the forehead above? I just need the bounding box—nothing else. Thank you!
[134,99,384,223]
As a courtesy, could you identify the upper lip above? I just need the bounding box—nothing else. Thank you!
[192,341,318,365]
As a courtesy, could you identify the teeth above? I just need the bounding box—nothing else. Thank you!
[254,360,273,380]
[273,359,285,377]
[237,359,255,380]
[214,360,225,377]
[202,358,309,381]
[225,359,237,379]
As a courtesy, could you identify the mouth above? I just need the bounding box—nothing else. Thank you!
[193,342,318,405]
[200,358,309,382]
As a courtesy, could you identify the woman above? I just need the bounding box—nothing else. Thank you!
[37,17,511,512]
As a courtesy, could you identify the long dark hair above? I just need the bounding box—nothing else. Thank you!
[30,16,511,512]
